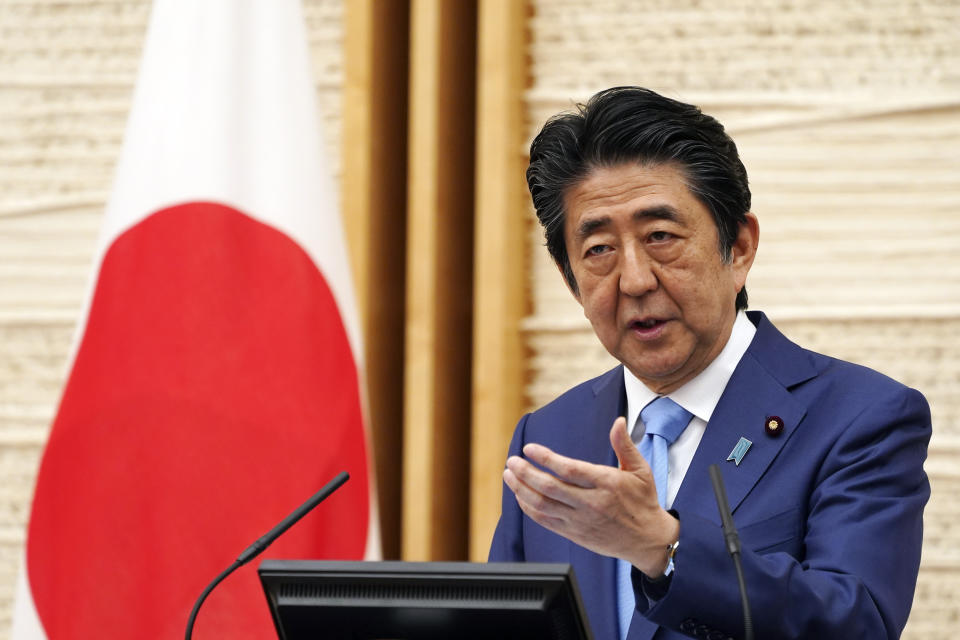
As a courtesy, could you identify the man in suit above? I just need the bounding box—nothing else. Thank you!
[489,87,930,639]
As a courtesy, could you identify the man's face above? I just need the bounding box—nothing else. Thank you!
[563,162,758,394]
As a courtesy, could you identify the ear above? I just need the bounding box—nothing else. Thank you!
[556,261,582,304]
[730,212,759,292]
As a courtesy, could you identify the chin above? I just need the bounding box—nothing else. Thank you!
[628,362,684,384]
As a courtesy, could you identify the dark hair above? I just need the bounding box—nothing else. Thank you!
[526,86,751,310]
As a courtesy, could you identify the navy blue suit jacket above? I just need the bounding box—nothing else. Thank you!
[489,312,930,639]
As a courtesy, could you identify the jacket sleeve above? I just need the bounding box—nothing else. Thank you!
[488,413,531,562]
[640,386,931,640]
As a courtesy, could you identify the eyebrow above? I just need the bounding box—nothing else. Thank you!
[574,205,682,240]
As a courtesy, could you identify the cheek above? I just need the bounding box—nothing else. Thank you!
[660,257,733,316]
[658,260,710,303]
[582,286,616,316]
[578,277,619,323]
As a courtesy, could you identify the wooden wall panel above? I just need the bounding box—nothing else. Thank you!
[401,0,477,561]
[342,0,410,561]
[468,0,529,562]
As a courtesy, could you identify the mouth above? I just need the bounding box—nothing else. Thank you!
[629,317,669,339]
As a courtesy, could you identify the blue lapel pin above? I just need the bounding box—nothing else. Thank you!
[727,437,752,466]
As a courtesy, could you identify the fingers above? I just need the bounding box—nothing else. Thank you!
[503,465,574,527]
[610,416,648,473]
[505,455,581,510]
[502,430,671,570]
[521,443,599,489]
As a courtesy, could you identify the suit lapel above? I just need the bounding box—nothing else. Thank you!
[673,313,817,522]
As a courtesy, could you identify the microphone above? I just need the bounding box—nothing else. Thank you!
[708,464,753,640]
[184,471,350,640]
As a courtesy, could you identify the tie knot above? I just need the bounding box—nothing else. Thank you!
[640,396,692,445]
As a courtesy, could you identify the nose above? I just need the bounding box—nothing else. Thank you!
[619,245,658,297]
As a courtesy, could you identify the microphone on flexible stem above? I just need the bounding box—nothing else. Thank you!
[184,471,350,640]
[708,464,753,640]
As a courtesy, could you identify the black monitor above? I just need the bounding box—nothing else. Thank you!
[258,560,594,640]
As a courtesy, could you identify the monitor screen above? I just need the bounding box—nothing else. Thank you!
[258,560,594,640]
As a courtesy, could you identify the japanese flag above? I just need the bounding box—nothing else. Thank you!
[14,1,378,638]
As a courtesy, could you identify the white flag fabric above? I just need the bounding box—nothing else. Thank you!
[14,1,378,637]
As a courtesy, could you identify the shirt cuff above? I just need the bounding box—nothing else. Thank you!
[636,566,673,604]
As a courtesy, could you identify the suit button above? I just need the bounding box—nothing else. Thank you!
[680,618,697,634]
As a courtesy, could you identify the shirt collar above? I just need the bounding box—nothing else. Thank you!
[624,311,757,435]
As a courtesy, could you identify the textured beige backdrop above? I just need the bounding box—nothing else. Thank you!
[1,0,958,638]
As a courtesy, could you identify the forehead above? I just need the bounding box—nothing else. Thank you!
[563,162,711,234]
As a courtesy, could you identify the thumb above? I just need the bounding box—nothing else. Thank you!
[610,416,648,473]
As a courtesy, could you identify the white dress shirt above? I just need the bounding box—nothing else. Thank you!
[623,311,756,509]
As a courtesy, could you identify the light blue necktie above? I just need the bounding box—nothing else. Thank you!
[616,396,693,640]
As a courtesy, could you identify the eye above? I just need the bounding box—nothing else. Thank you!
[585,244,611,257]
[648,230,674,243]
